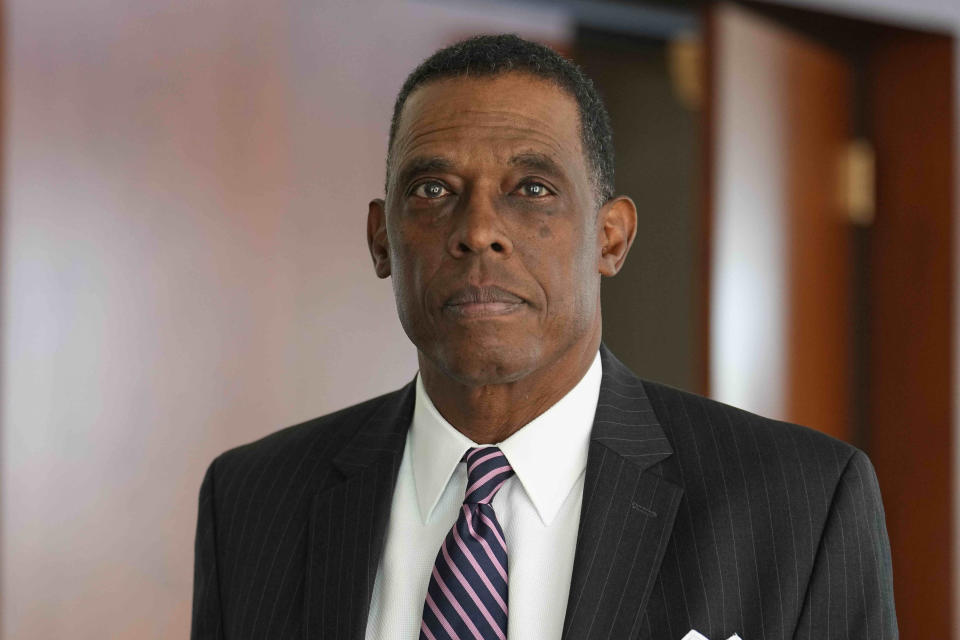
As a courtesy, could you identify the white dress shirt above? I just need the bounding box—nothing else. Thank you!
[365,351,602,640]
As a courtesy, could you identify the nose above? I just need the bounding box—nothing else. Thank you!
[447,189,514,258]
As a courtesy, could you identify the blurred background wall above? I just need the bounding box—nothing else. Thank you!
[0,1,572,636]
[1,0,956,638]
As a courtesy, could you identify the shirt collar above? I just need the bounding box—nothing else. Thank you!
[410,351,602,526]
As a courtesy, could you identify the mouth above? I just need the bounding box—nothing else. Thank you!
[442,285,527,319]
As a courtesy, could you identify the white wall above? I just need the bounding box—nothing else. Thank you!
[0,1,571,637]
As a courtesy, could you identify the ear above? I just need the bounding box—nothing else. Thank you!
[367,198,391,278]
[597,196,637,277]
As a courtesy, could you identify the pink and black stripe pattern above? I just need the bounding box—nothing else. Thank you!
[420,447,514,640]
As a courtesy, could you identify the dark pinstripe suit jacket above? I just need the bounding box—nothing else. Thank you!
[192,345,898,639]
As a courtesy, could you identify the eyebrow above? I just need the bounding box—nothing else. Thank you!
[508,152,565,177]
[395,156,455,191]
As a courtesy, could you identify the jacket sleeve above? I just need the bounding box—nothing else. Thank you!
[191,459,225,640]
[793,450,898,639]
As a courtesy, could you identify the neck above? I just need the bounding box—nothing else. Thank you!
[419,331,601,444]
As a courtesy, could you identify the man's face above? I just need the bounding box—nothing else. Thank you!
[369,72,623,387]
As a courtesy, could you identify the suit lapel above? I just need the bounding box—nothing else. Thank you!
[562,345,684,640]
[304,381,415,640]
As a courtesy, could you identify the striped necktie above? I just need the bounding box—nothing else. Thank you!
[420,446,514,640]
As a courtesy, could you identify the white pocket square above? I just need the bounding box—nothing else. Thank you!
[681,631,742,640]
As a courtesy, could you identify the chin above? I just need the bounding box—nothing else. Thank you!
[433,341,538,387]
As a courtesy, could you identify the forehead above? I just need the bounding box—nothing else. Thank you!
[391,72,585,176]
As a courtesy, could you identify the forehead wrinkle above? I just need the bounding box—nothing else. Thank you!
[402,103,571,133]
[395,102,581,153]
[398,119,571,149]
[434,107,563,127]
[394,124,576,175]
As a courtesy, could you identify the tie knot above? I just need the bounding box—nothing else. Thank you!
[462,447,514,504]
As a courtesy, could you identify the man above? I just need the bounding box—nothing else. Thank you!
[191,35,897,639]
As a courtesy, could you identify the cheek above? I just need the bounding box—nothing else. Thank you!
[522,224,597,309]
[388,226,445,317]
[386,229,423,313]
[557,224,602,314]
[391,245,423,298]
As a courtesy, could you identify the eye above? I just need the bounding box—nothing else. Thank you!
[411,181,451,199]
[516,181,554,198]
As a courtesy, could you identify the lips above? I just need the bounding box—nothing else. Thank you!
[442,285,526,318]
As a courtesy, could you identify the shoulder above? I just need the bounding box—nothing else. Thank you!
[638,380,888,576]
[640,379,863,493]
[208,385,410,485]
